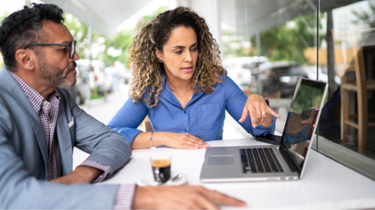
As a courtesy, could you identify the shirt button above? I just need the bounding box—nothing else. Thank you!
[184,129,187,132]
[183,110,186,114]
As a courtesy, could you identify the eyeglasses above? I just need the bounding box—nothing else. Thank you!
[24,40,76,59]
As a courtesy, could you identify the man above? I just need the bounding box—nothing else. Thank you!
[0,3,245,209]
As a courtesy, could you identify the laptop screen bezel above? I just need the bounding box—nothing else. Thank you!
[278,78,328,176]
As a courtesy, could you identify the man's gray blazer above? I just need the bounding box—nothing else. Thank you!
[0,66,132,209]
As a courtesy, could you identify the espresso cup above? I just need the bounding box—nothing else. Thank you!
[150,155,171,184]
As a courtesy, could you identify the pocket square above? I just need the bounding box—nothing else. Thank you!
[68,117,75,128]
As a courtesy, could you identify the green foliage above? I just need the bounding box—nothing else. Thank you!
[222,29,249,59]
[0,6,169,69]
[103,6,167,66]
[103,29,135,66]
[0,12,9,69]
[351,0,375,28]
[291,84,324,113]
[136,6,168,29]
[64,14,89,60]
[64,14,106,61]
[64,6,168,67]
[249,14,324,65]
[221,13,325,64]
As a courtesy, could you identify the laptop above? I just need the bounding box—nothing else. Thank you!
[200,78,328,182]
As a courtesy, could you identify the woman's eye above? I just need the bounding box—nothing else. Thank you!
[191,47,197,51]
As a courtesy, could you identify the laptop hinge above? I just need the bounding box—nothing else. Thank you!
[279,145,301,174]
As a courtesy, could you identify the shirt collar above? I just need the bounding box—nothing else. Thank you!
[159,73,204,108]
[9,71,60,113]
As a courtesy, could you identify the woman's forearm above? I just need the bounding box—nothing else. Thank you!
[131,132,167,149]
[131,131,208,150]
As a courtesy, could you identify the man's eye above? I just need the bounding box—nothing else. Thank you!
[175,51,182,54]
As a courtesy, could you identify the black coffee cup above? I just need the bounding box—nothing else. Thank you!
[150,155,171,184]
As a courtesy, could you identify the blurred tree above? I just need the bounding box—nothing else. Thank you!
[1,6,166,68]
[64,14,105,61]
[103,29,134,66]
[102,6,167,66]
[0,12,9,68]
[352,0,375,28]
[222,29,250,59]
[248,13,324,64]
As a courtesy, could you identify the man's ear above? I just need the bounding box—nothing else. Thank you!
[14,49,36,71]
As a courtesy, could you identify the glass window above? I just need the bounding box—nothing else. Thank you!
[314,0,375,180]
[219,0,375,180]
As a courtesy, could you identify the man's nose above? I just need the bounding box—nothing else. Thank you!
[71,51,80,61]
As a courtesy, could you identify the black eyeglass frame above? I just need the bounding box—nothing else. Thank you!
[24,40,76,59]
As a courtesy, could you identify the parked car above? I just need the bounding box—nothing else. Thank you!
[66,68,90,105]
[75,59,112,95]
[257,61,308,97]
[223,56,269,89]
[305,66,341,85]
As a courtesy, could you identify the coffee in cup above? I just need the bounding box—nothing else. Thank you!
[150,155,171,184]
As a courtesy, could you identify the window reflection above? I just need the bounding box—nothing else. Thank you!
[317,0,375,180]
[220,0,375,180]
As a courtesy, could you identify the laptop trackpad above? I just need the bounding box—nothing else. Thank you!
[208,156,234,165]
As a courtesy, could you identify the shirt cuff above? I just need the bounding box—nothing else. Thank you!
[79,160,111,183]
[114,183,137,210]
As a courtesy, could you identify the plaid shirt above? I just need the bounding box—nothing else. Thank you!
[10,72,62,179]
[10,72,135,209]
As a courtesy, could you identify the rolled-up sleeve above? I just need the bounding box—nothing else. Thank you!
[107,97,148,143]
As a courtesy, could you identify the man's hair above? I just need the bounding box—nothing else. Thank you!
[0,3,64,70]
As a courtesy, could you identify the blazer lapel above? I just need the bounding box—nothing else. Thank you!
[0,67,48,172]
[55,89,73,176]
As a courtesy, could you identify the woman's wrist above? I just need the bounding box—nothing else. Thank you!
[151,132,168,147]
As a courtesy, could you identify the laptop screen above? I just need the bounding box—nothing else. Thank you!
[280,78,327,168]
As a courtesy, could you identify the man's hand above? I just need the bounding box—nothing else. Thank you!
[133,185,246,209]
[50,166,102,185]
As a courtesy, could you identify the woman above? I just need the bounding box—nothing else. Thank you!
[108,7,280,149]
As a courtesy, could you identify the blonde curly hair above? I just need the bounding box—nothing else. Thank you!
[128,7,225,107]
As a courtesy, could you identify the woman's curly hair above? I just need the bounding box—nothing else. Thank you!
[128,6,225,107]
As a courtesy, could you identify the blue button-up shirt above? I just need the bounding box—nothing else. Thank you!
[108,74,276,143]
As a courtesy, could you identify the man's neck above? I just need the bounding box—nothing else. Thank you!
[12,68,55,100]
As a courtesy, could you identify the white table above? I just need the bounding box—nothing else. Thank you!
[102,138,375,209]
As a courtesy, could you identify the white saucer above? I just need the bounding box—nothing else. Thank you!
[136,171,187,186]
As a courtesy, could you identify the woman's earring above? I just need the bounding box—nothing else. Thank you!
[158,59,163,63]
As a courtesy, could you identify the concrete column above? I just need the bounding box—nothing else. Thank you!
[327,10,338,97]
[189,0,222,58]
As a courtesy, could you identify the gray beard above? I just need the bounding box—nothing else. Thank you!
[38,56,77,88]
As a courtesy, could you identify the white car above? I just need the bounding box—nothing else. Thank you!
[305,66,341,85]
[223,56,269,89]
[76,59,112,95]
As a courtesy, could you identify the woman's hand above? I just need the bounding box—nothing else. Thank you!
[161,132,209,150]
[239,94,280,128]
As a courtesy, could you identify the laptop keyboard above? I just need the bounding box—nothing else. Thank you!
[240,148,284,173]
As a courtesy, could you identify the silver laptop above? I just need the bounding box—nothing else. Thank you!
[200,78,328,182]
